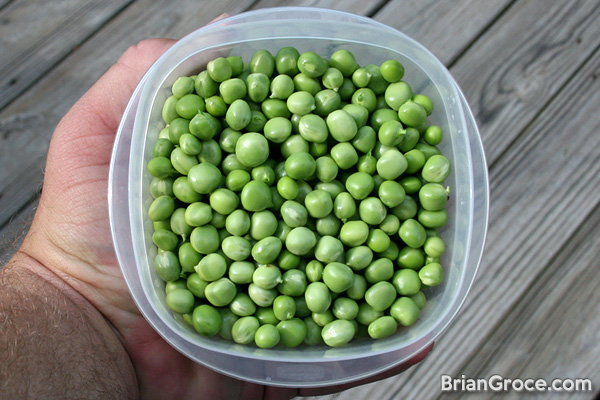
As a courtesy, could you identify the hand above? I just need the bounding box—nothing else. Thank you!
[14,38,431,399]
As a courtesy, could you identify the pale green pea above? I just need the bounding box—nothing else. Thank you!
[322,262,354,293]
[162,95,179,123]
[195,71,219,98]
[314,236,344,264]
[154,251,181,282]
[356,302,384,325]
[379,214,400,235]
[252,265,282,289]
[277,269,307,296]
[410,291,427,309]
[352,67,371,88]
[332,297,359,320]
[280,200,308,228]
[241,180,272,212]
[293,73,322,95]
[250,50,275,77]
[221,236,251,261]
[352,126,377,154]
[287,91,316,115]
[377,149,408,180]
[339,220,369,247]
[255,307,279,325]
[273,295,296,321]
[305,260,324,282]
[365,281,397,312]
[252,236,283,265]
[248,283,278,307]
[298,114,329,143]
[368,316,398,339]
[170,148,198,175]
[326,109,358,142]
[419,262,444,286]
[315,156,338,183]
[304,189,333,218]
[250,210,278,240]
[312,310,334,327]
[204,277,237,307]
[390,297,420,326]
[305,282,331,313]
[229,293,257,317]
[232,316,260,344]
[346,274,367,301]
[365,258,394,284]
[228,261,255,284]
[285,227,317,256]
[321,319,355,347]
[209,188,239,215]
[281,135,310,158]
[190,224,220,254]
[297,51,328,78]
[333,192,356,221]
[270,74,295,99]
[186,273,208,298]
[424,236,446,257]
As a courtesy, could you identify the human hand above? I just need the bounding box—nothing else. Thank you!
[14,37,431,399]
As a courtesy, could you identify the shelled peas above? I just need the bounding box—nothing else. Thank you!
[147,47,451,348]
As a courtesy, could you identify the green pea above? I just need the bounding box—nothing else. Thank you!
[220,236,250,261]
[379,215,400,237]
[424,125,443,145]
[285,227,317,256]
[256,307,279,325]
[305,282,331,313]
[322,262,354,293]
[247,283,277,307]
[252,265,282,289]
[148,195,175,221]
[310,141,329,157]
[192,304,222,336]
[352,67,371,88]
[224,99,251,131]
[250,49,275,77]
[174,94,204,120]
[273,295,296,321]
[284,152,316,180]
[183,202,211,227]
[366,282,397,313]
[330,142,358,170]
[304,190,333,218]
[332,297,359,320]
[392,268,422,296]
[198,139,222,166]
[153,220,170,231]
[418,183,448,212]
[305,260,324,282]
[165,288,194,314]
[391,196,418,220]
[188,162,221,194]
[398,127,421,153]
[380,60,404,83]
[186,273,208,298]
[172,76,194,98]
[189,112,219,140]
[287,91,316,115]
[245,73,270,103]
[346,274,367,301]
[150,176,174,199]
[304,317,324,345]
[329,49,359,77]
[376,181,405,209]
[280,200,308,228]
[384,81,412,110]
[398,176,421,196]
[194,71,218,98]
[235,132,269,168]
[224,209,250,236]
[277,318,307,347]
[275,46,300,76]
[356,302,384,325]
[364,64,387,95]
[405,149,426,174]
[297,51,328,78]
[176,242,200,273]
[246,110,268,132]
[368,315,398,339]
[377,149,408,180]
[424,236,446,258]
[359,197,387,225]
[263,117,292,144]
[293,73,322,95]
[322,67,344,90]
[170,147,198,175]
[204,277,237,307]
[152,138,174,159]
[252,236,283,264]
[378,120,406,147]
[250,210,278,240]
[190,224,220,254]
[321,319,355,347]
[228,261,255,285]
[351,126,377,154]
[418,208,449,229]
[339,220,369,247]
[226,170,251,192]
[416,142,443,161]
[195,253,227,282]
[338,78,356,100]
[209,188,239,215]
[270,74,295,99]
[207,57,233,82]
[419,262,444,286]
[255,324,280,348]
[399,218,427,248]
[241,180,272,212]
[390,297,420,326]
[228,293,256,317]
[232,316,260,344]
[326,109,357,142]
[333,192,356,221]
[277,269,307,296]
[344,246,372,271]
[314,89,341,117]
[421,154,451,183]
[154,251,181,282]
[398,101,427,127]
[170,208,193,237]
[316,213,341,237]
[365,257,394,284]
[298,114,328,144]
[313,235,342,264]
[410,291,427,310]
[162,95,179,124]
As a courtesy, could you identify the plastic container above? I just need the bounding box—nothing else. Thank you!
[108,7,489,388]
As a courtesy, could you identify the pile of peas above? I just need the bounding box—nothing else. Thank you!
[147,47,451,348]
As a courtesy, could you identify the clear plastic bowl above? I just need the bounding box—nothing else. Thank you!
[108,7,489,388]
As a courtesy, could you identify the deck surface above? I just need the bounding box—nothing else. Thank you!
[0,1,598,399]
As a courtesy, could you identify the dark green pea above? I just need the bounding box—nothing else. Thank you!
[397,128,420,153]
[377,149,408,180]
[356,302,384,325]
[346,274,367,301]
[232,316,260,344]
[424,125,442,145]
[250,210,278,240]
[352,126,377,154]
[321,319,355,347]
[390,297,420,326]
[170,208,193,237]
[399,218,427,248]
[304,317,324,345]
[166,288,195,314]
[339,220,369,247]
[152,229,178,251]
[410,291,427,310]
[333,192,356,221]
[226,99,251,131]
[162,95,179,124]
[311,141,328,157]
[298,114,328,144]
[329,49,359,77]
[352,67,371,88]
[399,176,422,195]
[198,139,222,166]
[261,98,291,119]
[365,281,397,312]
[418,208,449,229]
[338,78,356,101]
[194,71,219,98]
[246,110,268,132]
[250,49,275,77]
[421,154,451,183]
[332,297,359,320]
[192,304,222,336]
[297,51,328,78]
[285,227,317,256]
[263,117,292,143]
[240,180,272,212]
[278,249,300,270]
[357,155,377,179]
[364,258,393,284]
[404,149,426,175]
[392,269,422,296]
[330,142,358,170]
[364,64,387,95]
[370,109,400,134]
[397,247,425,270]
[256,307,279,325]
[275,46,300,76]
[186,272,208,298]
[154,251,181,282]
[305,282,331,313]
[184,202,212,227]
[305,260,324,282]
[273,295,296,321]
[248,283,278,307]
[314,89,341,117]
[189,112,218,140]
[221,236,251,261]
[368,315,398,339]
[277,318,307,347]
[228,261,255,284]
[415,142,442,160]
[322,67,344,90]
[217,128,240,153]
[293,73,322,95]
[398,101,427,127]
[218,308,238,341]
[252,236,282,265]
[190,224,220,254]
[152,138,174,158]
[179,243,202,273]
[149,195,175,221]
[244,73,269,103]
[314,213,340,237]
[278,270,308,297]
[221,154,250,175]
[270,74,295,99]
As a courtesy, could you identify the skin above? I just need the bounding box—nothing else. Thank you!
[0,38,434,399]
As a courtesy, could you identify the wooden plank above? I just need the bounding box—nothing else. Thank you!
[0,0,255,230]
[313,33,600,400]
[0,197,36,268]
[451,0,600,165]
[250,0,386,16]
[443,204,600,400]
[0,0,133,111]
[372,0,514,66]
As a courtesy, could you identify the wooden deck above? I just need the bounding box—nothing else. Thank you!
[1,0,598,399]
